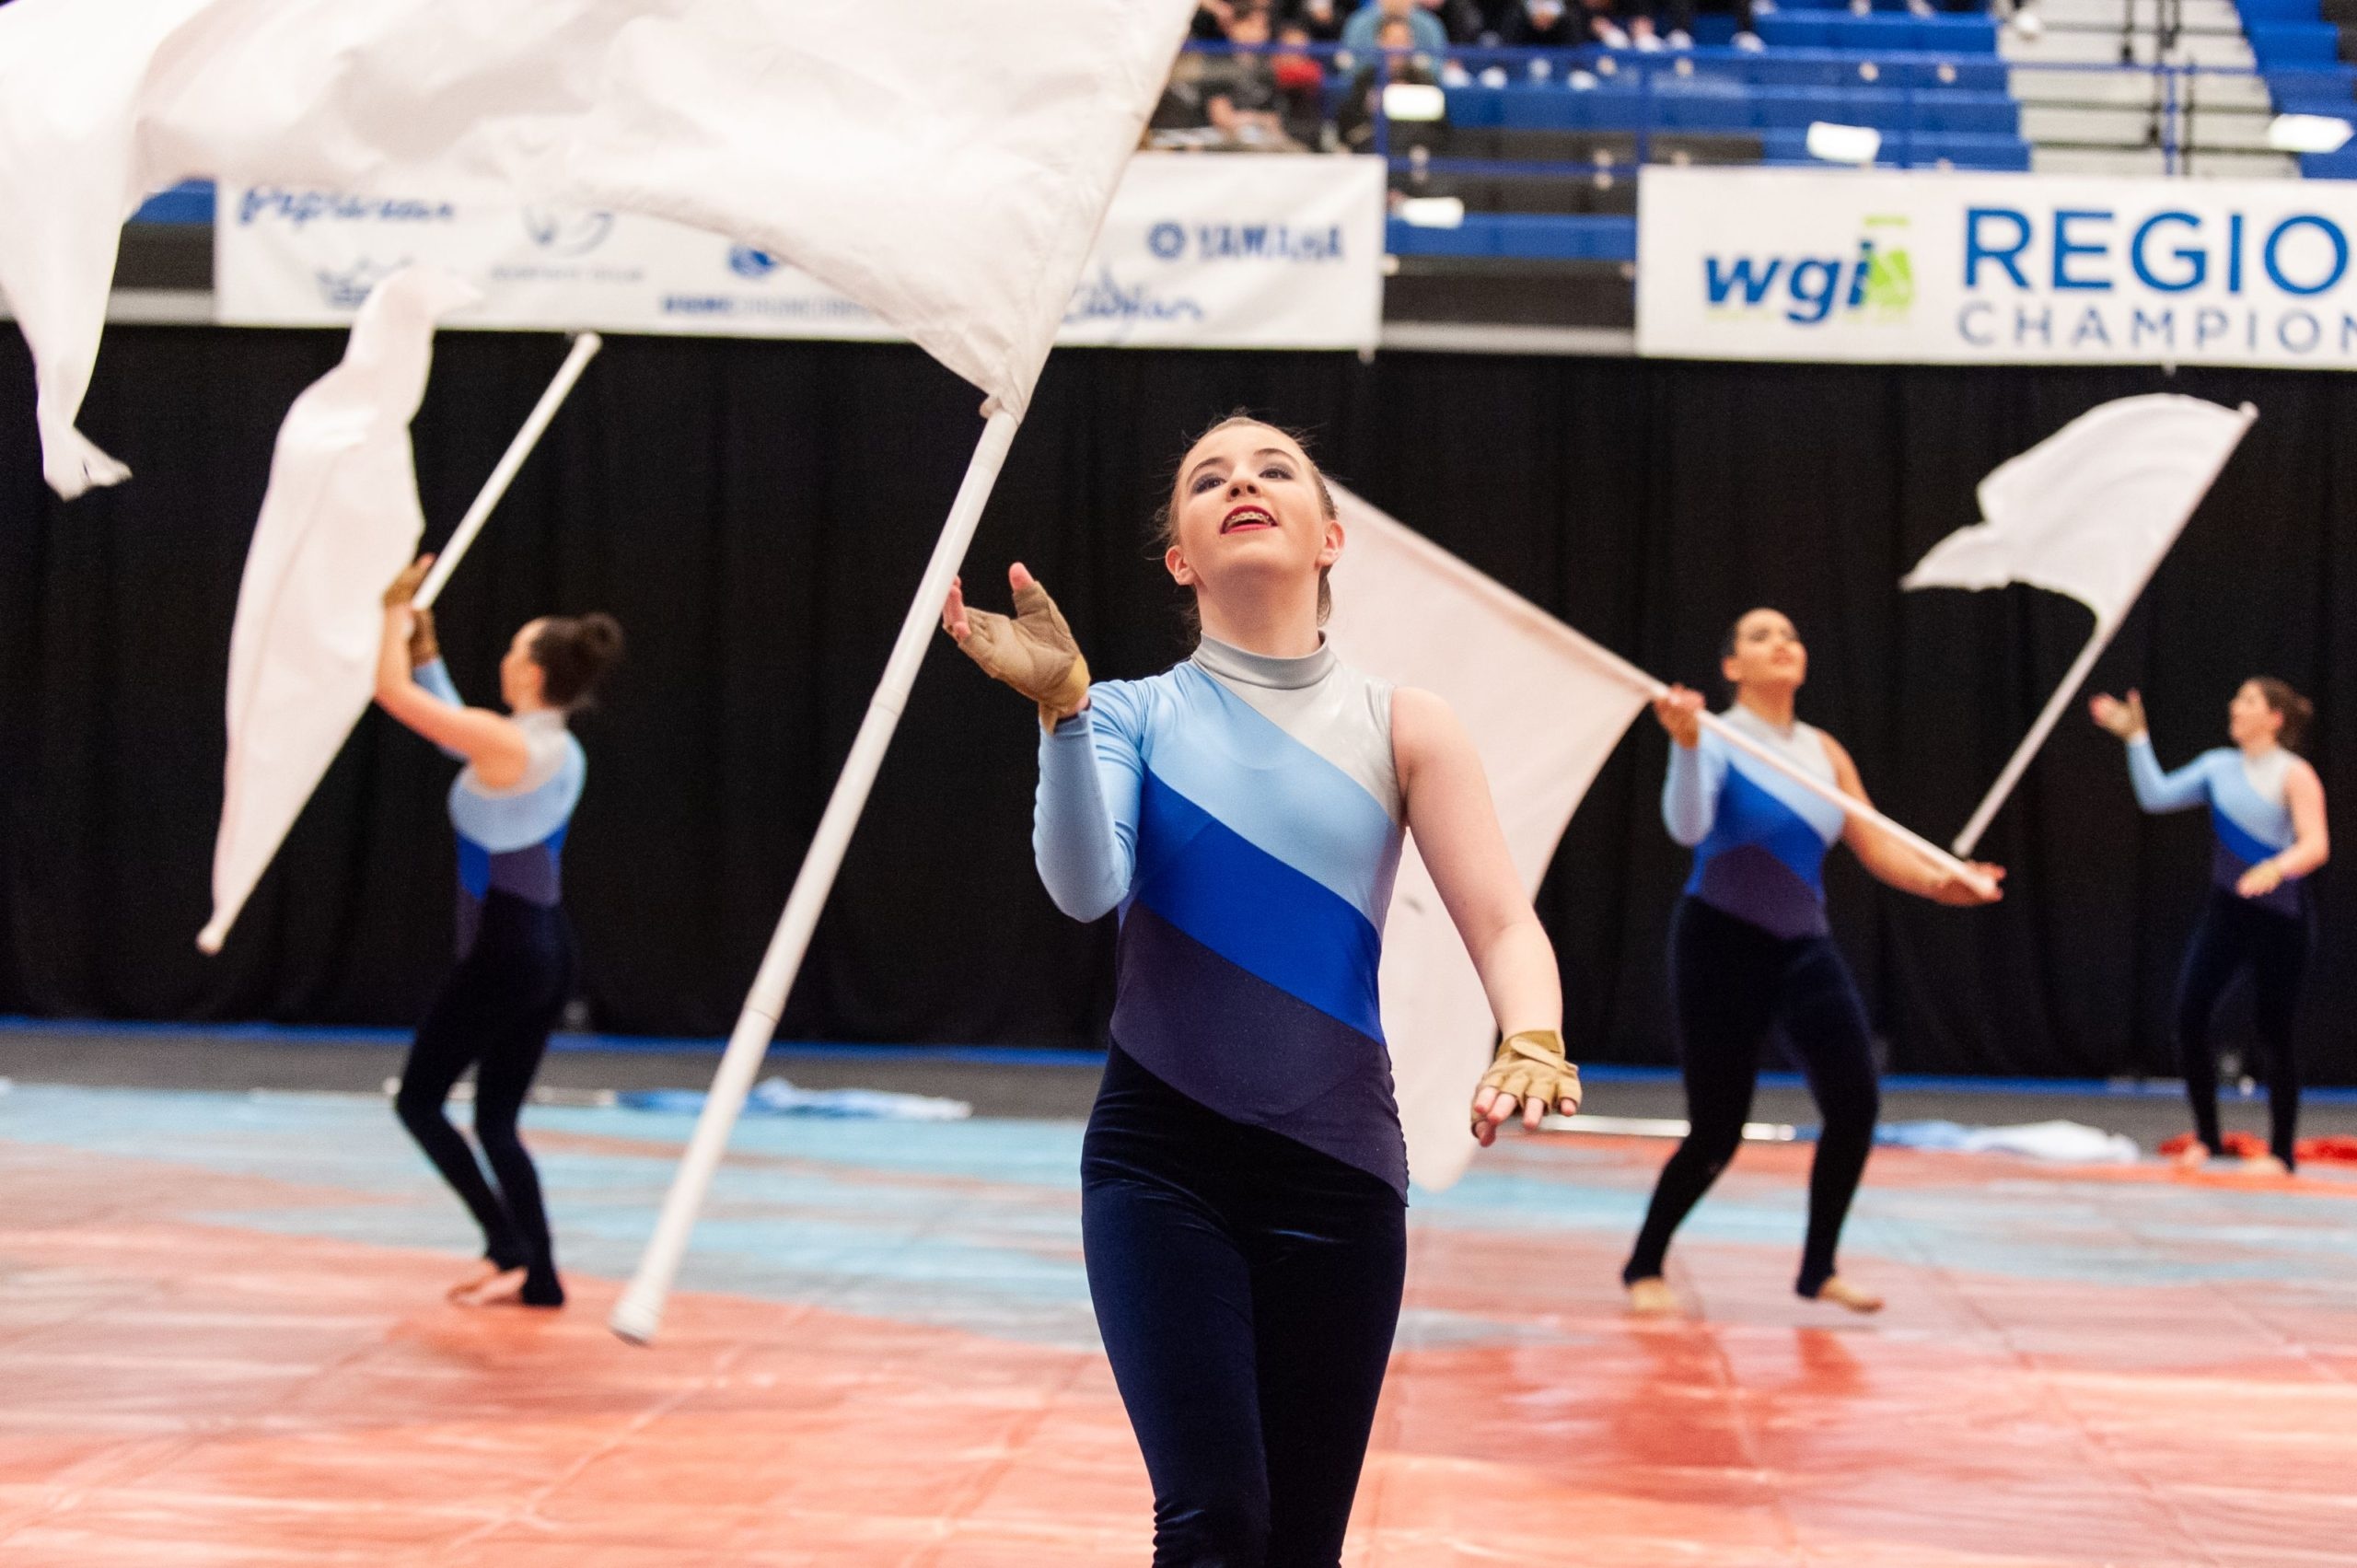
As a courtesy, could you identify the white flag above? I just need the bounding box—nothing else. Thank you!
[0,0,1196,495]
[1324,485,1654,1193]
[1901,394,2255,633]
[199,264,481,954]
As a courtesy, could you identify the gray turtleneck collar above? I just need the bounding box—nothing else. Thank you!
[1190,633,1335,691]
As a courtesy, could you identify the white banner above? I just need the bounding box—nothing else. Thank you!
[1639,166,2357,371]
[216,155,1385,354]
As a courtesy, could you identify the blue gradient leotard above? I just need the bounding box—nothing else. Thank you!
[1035,633,1409,1566]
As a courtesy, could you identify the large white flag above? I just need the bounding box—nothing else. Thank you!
[1902,394,2256,854]
[1324,485,1655,1192]
[0,0,1196,495]
[198,265,480,954]
[1902,395,2256,633]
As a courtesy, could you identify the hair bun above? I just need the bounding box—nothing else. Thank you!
[534,613,626,710]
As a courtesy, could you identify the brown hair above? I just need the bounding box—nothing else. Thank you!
[2251,676,2315,751]
[531,613,625,711]
[1151,411,1340,633]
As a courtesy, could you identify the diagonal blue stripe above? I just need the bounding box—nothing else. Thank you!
[1144,665,1400,927]
[2212,806,2280,869]
[1698,767,1833,894]
[1132,772,1385,1042]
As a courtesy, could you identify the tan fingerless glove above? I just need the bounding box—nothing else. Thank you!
[955,577,1092,729]
[1479,1028,1583,1121]
[408,606,440,668]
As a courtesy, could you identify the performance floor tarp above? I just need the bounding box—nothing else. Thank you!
[1,1078,2351,1565]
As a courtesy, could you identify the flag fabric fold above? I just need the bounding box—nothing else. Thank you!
[0,0,1196,496]
[200,263,481,954]
[1901,394,2255,631]
[1323,484,1654,1192]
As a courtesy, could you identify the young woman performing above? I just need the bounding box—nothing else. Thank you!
[940,415,1579,1566]
[1623,609,2003,1318]
[375,557,624,1307]
[2090,679,2328,1174]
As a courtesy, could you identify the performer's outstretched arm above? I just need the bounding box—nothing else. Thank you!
[1393,687,1580,1144]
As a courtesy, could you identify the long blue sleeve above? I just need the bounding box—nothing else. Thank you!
[1033,692,1142,923]
[412,659,470,761]
[2126,737,2211,814]
[1662,737,1724,847]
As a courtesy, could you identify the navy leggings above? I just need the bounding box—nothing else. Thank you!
[1082,1045,1406,1568]
[2177,889,2310,1167]
[1624,897,1880,1299]
[394,891,575,1307]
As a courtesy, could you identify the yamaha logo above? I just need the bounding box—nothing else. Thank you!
[521,208,614,257]
[728,245,782,279]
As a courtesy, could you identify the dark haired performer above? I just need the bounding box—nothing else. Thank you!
[2092,679,2329,1174]
[375,557,626,1307]
[1624,608,2003,1318]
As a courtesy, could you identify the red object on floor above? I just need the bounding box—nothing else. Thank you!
[2158,1129,2357,1165]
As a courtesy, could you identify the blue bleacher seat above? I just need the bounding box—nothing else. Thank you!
[1759,126,2031,168]
[1386,212,1637,261]
[2245,20,2344,63]
[133,181,215,226]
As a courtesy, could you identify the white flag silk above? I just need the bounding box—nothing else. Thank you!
[200,264,481,954]
[0,0,1197,495]
[0,0,219,496]
[1902,394,2257,855]
[1902,395,2257,633]
[1323,485,1654,1192]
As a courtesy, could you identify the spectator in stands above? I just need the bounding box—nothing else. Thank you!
[1202,6,1310,149]
[1271,21,1334,145]
[1193,1,1238,40]
[1338,15,1441,150]
[1419,0,1491,41]
[1342,0,1449,52]
[1291,0,1350,42]
[1631,0,1760,51]
[1502,0,1591,45]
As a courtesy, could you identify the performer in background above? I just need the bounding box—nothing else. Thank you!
[2091,679,2328,1174]
[942,414,1580,1567]
[1624,609,2004,1318]
[375,557,624,1307]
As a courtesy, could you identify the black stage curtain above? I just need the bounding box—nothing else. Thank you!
[3,327,2352,1082]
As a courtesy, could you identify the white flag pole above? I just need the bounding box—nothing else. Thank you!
[610,406,1022,1346]
[1948,630,2108,858]
[1946,401,2257,858]
[412,331,602,610]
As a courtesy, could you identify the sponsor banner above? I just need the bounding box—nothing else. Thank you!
[1639,165,2357,371]
[215,155,1384,354]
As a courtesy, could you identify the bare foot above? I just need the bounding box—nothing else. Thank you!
[2174,1143,2213,1172]
[1812,1275,1884,1315]
[451,1267,528,1307]
[2243,1153,2291,1178]
[1626,1277,1678,1318]
[446,1261,513,1302]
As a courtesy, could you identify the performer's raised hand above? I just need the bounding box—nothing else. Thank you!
[2089,689,2147,740]
[382,555,439,667]
[1652,684,1704,749]
[1470,1028,1582,1145]
[942,563,1091,727]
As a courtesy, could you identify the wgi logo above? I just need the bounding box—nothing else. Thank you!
[1702,215,1915,326]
